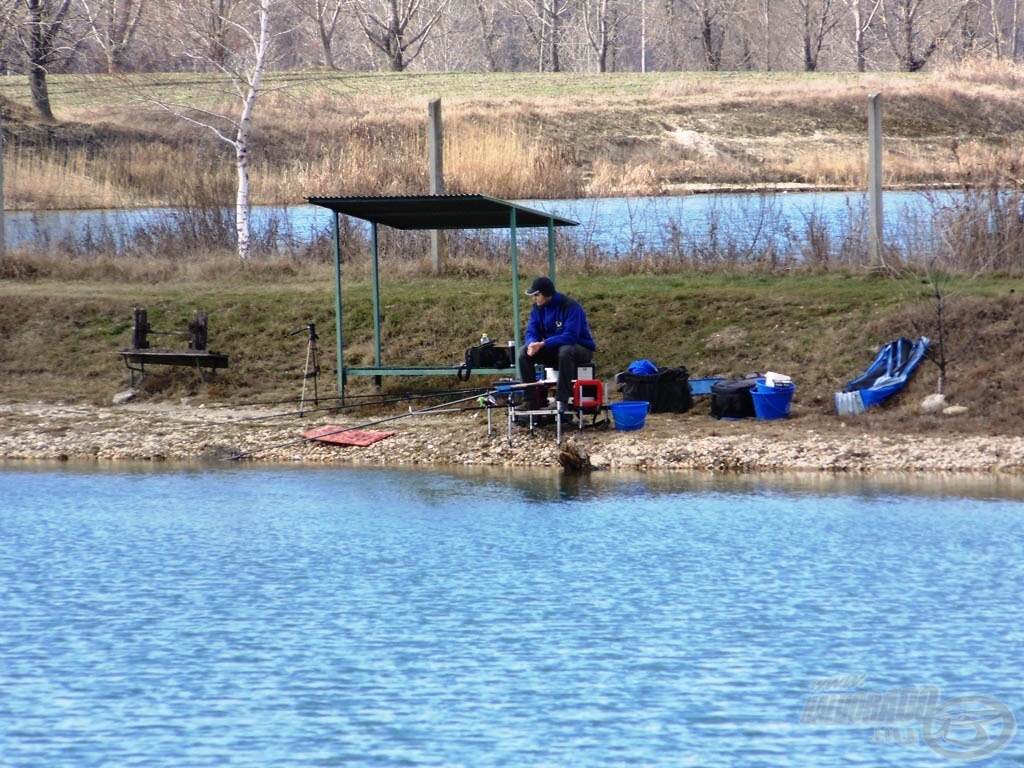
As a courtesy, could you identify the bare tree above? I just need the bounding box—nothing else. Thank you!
[79,0,146,72]
[796,0,840,70]
[988,0,1006,58]
[147,0,278,261]
[509,0,569,71]
[168,0,249,68]
[690,0,733,70]
[349,0,450,71]
[1012,0,1023,59]
[426,0,534,71]
[541,0,568,70]
[288,0,346,67]
[650,0,687,70]
[958,0,1023,61]
[881,0,970,71]
[471,0,501,70]
[842,0,882,71]
[13,0,75,121]
[582,0,639,71]
[0,1,20,62]
[733,0,785,71]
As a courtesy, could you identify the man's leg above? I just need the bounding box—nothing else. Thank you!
[555,344,594,407]
[519,345,557,408]
[517,345,535,386]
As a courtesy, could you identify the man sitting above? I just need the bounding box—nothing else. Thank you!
[517,276,597,412]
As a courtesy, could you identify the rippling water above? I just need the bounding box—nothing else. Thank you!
[1,465,1021,766]
[4,191,941,254]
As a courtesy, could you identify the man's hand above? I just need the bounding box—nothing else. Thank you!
[527,341,545,356]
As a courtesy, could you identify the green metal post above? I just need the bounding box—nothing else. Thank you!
[547,217,556,284]
[510,208,521,352]
[371,223,382,367]
[332,212,344,401]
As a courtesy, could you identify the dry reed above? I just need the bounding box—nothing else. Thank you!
[5,69,1024,221]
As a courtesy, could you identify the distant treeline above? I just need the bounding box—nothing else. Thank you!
[1,0,1020,83]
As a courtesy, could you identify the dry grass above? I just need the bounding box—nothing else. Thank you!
[4,68,1024,211]
[4,147,132,209]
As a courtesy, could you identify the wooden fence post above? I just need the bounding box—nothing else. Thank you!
[868,92,885,270]
[429,98,445,274]
[189,310,209,351]
[132,308,150,349]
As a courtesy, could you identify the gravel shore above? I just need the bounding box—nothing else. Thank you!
[3,400,1024,476]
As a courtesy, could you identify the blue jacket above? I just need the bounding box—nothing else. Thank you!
[525,292,596,351]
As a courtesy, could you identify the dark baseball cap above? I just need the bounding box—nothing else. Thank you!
[525,276,555,297]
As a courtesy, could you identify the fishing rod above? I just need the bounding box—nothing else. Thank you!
[202,385,495,425]
[228,389,492,461]
[226,391,490,425]
[205,385,490,413]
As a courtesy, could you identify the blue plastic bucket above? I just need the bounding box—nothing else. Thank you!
[751,384,795,420]
[609,401,650,431]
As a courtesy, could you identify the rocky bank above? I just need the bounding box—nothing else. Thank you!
[2,400,1024,476]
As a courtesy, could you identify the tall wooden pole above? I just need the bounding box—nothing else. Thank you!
[428,98,444,274]
[1,96,6,270]
[868,92,884,270]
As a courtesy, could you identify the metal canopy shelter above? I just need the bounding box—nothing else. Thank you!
[307,194,578,400]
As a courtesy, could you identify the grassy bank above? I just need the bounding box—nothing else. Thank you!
[2,266,1022,436]
[3,67,1024,440]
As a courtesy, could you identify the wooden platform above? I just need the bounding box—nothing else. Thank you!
[301,425,395,447]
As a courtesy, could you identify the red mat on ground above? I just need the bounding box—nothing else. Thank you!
[301,425,395,447]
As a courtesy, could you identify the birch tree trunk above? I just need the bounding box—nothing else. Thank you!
[146,0,273,262]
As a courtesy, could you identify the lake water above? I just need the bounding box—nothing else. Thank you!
[3,191,947,255]
[1,464,1021,766]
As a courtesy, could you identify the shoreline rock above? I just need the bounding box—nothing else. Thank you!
[2,401,1024,476]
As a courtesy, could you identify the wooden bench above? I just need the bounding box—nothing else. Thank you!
[118,308,229,386]
[119,348,230,386]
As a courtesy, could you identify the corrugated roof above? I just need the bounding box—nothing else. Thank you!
[307,194,578,230]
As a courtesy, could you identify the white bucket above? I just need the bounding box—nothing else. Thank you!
[544,368,558,382]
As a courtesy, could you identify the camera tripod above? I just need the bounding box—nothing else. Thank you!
[288,323,320,414]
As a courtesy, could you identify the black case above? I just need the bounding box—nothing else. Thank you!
[710,376,760,419]
[618,366,693,413]
[467,342,512,369]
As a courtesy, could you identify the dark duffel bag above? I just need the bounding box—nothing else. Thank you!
[467,341,511,370]
[618,365,693,414]
[710,375,760,419]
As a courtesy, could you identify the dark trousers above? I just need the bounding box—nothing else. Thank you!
[517,343,594,405]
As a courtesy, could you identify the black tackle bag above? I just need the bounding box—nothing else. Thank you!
[618,365,693,414]
[466,341,511,370]
[710,375,761,419]
[458,341,513,381]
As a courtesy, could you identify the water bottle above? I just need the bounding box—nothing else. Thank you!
[535,363,545,381]
[480,333,490,345]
